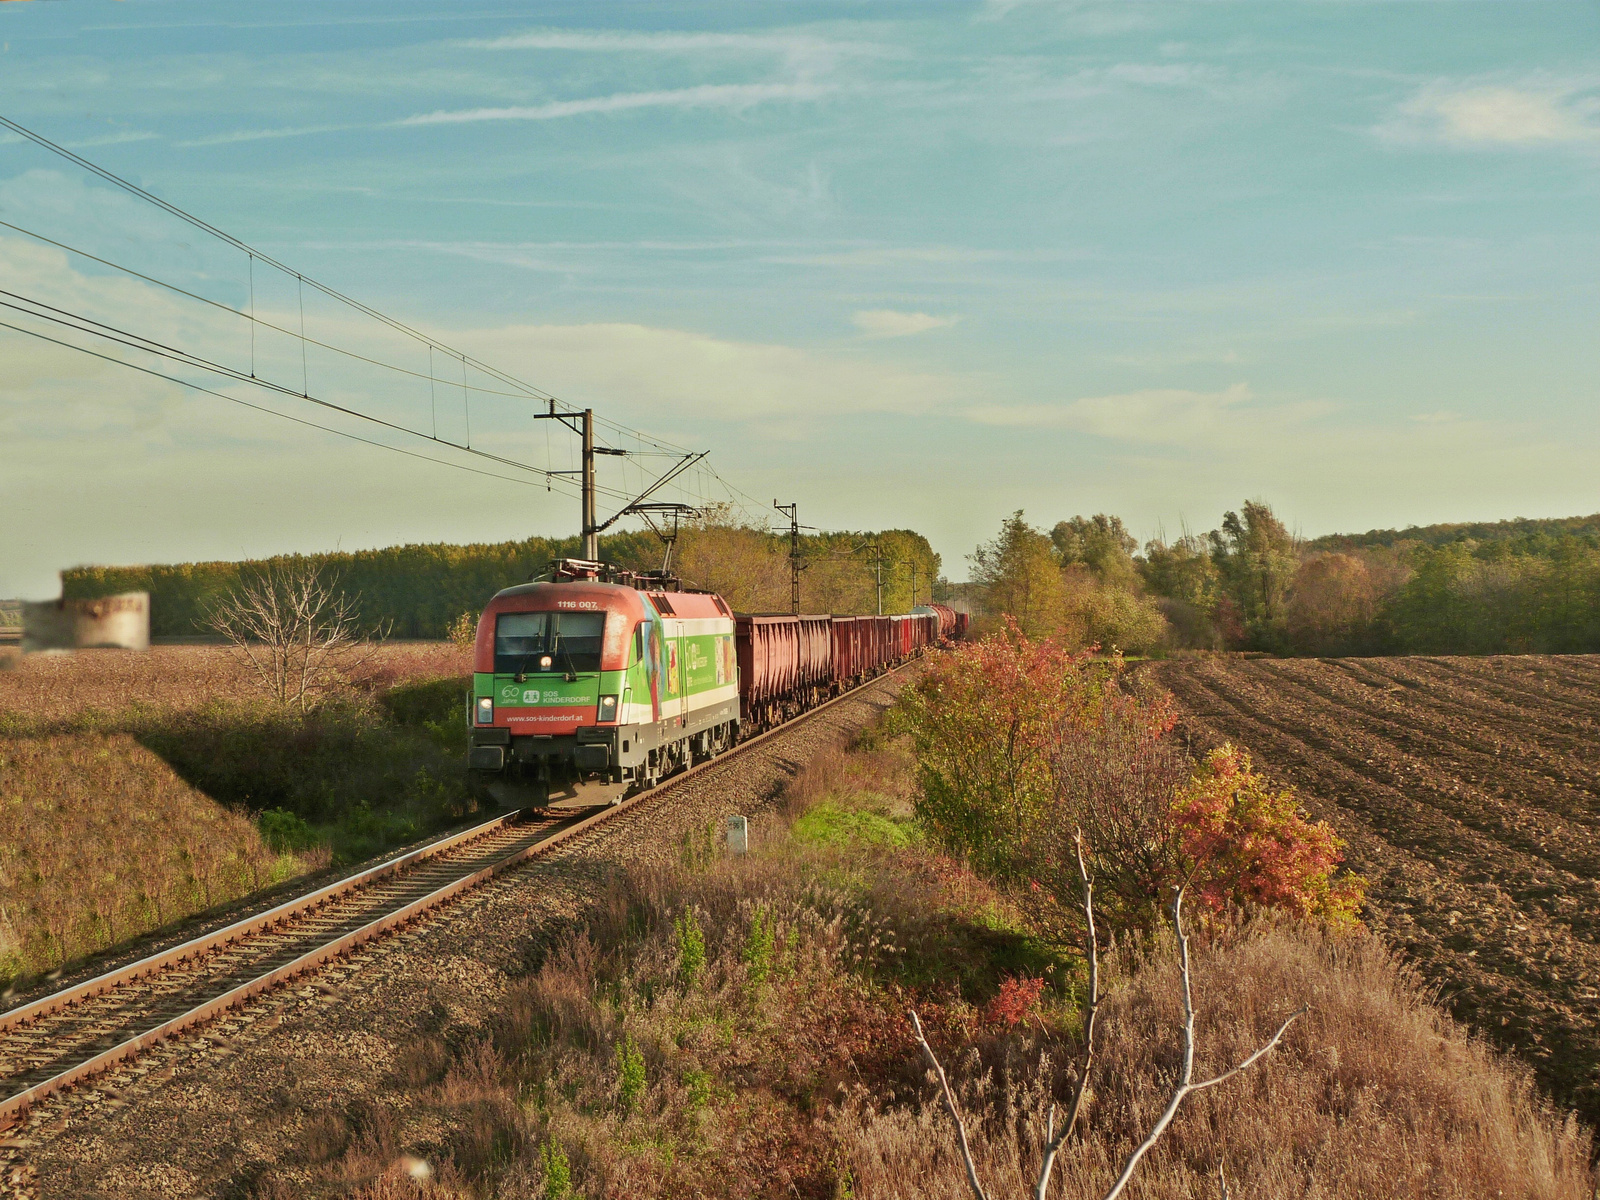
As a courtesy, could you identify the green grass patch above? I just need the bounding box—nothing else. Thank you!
[792,798,915,850]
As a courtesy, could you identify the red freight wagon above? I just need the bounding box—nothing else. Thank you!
[737,615,796,730]
[918,603,957,641]
[798,615,832,691]
[830,615,860,687]
[735,613,835,731]
[864,615,894,673]
[855,616,877,675]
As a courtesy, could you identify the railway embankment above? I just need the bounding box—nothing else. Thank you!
[1,667,920,1198]
[0,645,482,994]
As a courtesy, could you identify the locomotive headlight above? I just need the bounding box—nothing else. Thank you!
[598,694,618,720]
[476,697,494,724]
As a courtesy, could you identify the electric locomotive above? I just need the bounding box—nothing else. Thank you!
[467,561,740,808]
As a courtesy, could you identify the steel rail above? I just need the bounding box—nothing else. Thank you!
[0,659,916,1131]
[0,810,525,1036]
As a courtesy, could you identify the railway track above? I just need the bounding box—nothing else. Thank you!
[0,663,913,1135]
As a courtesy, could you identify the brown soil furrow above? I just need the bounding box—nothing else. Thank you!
[1192,661,1600,913]
[1254,659,1600,834]
[1155,658,1600,1123]
[1327,657,1600,780]
[1164,665,1593,944]
[1344,657,1600,765]
[1473,648,1600,687]
[1458,653,1600,698]
[1408,657,1600,730]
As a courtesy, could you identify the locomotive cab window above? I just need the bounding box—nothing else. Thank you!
[494,612,606,674]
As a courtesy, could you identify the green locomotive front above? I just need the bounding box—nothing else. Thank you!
[467,578,740,807]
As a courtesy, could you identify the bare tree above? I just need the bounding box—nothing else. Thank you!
[910,833,1303,1200]
[207,561,385,712]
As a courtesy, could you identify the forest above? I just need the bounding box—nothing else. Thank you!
[966,504,1600,657]
[60,513,940,640]
[56,502,1600,657]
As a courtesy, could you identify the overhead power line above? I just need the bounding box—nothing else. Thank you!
[0,215,577,403]
[0,316,576,494]
[0,111,709,461]
[0,286,651,497]
[0,109,772,530]
[0,112,555,410]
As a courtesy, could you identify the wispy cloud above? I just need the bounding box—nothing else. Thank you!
[179,123,357,147]
[66,131,161,149]
[966,384,1330,447]
[465,28,868,57]
[399,82,831,126]
[457,321,965,422]
[1105,63,1220,88]
[852,309,961,338]
[768,245,1046,268]
[1379,79,1600,147]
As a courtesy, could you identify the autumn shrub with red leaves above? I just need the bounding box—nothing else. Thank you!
[1175,744,1363,930]
[896,627,1363,936]
[982,976,1045,1030]
[893,621,1105,880]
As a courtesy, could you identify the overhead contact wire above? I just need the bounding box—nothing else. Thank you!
[0,214,705,471]
[0,289,638,502]
[0,317,579,494]
[0,112,731,510]
[0,112,559,408]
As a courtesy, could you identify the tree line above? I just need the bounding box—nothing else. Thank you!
[61,511,942,639]
[967,503,1600,656]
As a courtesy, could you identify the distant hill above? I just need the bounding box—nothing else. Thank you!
[1309,513,1600,553]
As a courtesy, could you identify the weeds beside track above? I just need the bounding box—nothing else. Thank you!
[0,662,919,1144]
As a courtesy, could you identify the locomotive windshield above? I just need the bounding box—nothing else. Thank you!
[494,611,606,674]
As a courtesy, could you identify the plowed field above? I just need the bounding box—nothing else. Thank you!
[1151,654,1600,1124]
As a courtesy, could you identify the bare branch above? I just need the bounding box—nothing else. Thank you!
[206,561,383,710]
[909,1010,991,1200]
[1034,829,1100,1200]
[1098,888,1303,1200]
[1188,1007,1305,1095]
[1217,1164,1230,1200]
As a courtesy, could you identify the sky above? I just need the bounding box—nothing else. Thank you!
[2,0,1599,597]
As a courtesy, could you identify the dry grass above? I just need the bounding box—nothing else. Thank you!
[842,919,1593,1199]
[0,643,470,727]
[0,734,320,987]
[0,642,470,989]
[250,722,1596,1200]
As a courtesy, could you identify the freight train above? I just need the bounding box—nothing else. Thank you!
[466,559,966,808]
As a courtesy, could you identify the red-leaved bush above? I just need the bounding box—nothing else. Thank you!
[895,620,1102,879]
[897,627,1363,936]
[1175,744,1364,930]
[982,976,1046,1030]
